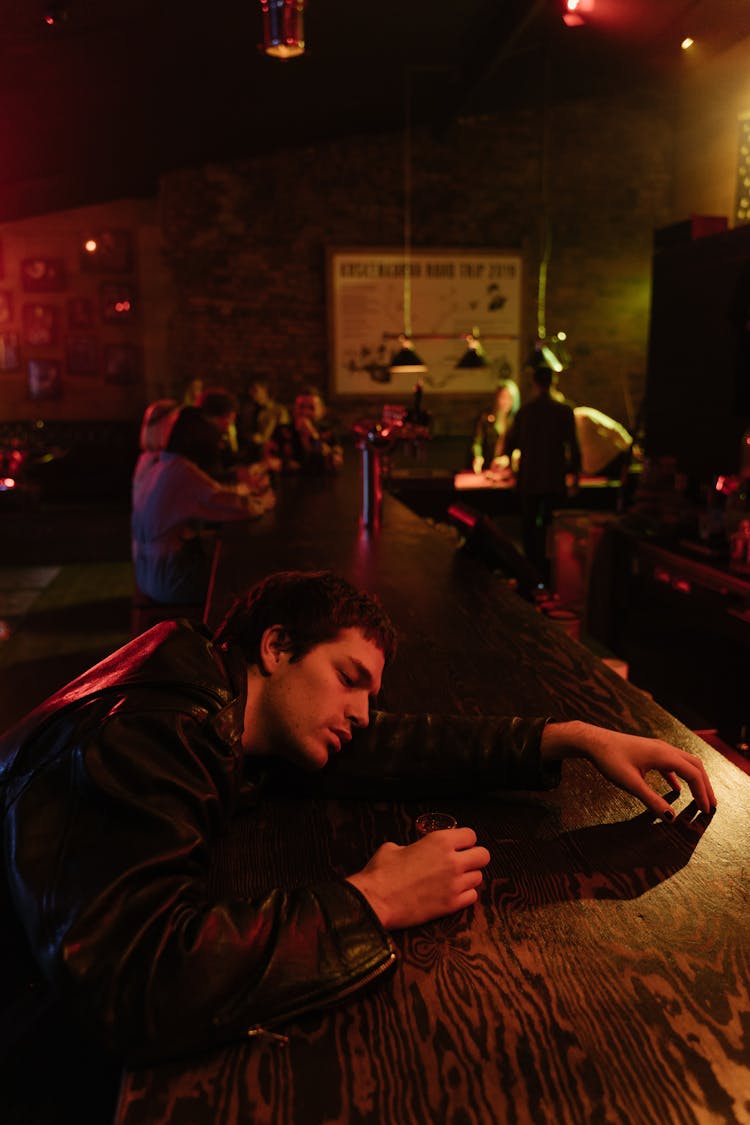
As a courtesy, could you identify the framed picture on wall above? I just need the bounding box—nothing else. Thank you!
[67,296,94,329]
[66,335,98,376]
[0,290,13,327]
[81,229,133,274]
[27,358,62,401]
[103,343,141,385]
[20,257,67,292]
[100,282,136,323]
[0,332,21,372]
[23,303,60,347]
[327,247,523,397]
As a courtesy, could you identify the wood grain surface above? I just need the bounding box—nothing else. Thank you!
[116,459,750,1125]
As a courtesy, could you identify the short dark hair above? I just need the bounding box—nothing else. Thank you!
[213,570,398,667]
[166,406,221,471]
[532,365,554,390]
[199,387,239,417]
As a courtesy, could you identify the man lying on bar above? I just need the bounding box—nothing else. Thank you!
[0,569,715,1064]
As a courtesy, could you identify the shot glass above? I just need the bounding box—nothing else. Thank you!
[415,811,458,837]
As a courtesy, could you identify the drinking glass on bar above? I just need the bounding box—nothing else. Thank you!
[415,812,457,837]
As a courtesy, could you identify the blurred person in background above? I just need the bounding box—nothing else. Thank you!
[237,376,290,467]
[132,399,180,497]
[470,379,520,480]
[287,386,343,474]
[505,366,581,586]
[197,386,240,479]
[131,406,274,605]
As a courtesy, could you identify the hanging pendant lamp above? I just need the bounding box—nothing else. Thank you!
[260,0,305,59]
[388,74,428,378]
[456,329,489,369]
[389,334,427,375]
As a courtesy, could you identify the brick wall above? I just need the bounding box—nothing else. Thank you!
[160,84,676,436]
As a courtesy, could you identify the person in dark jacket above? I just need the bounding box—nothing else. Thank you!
[505,365,582,585]
[0,571,715,1070]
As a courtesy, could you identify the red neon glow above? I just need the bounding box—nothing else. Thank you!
[114,300,131,313]
[654,568,671,584]
[447,504,477,530]
[562,0,593,25]
[1,477,15,490]
[673,578,691,595]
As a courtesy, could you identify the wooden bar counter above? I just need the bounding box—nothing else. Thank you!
[115,459,750,1125]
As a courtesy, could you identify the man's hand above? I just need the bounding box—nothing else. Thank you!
[541,720,717,819]
[346,828,490,930]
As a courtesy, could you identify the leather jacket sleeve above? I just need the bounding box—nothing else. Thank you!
[321,711,559,796]
[5,699,395,1064]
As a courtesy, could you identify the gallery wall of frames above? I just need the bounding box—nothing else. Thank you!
[0,199,168,422]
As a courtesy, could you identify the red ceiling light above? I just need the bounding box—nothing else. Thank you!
[260,0,305,60]
[43,3,69,27]
[562,0,590,28]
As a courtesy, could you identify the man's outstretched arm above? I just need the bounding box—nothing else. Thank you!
[539,720,717,819]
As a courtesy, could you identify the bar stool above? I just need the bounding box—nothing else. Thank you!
[130,583,207,637]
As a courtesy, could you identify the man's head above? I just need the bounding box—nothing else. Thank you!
[215,571,398,770]
[166,406,222,472]
[249,379,270,406]
[199,387,239,433]
[294,387,325,424]
[532,365,554,393]
[214,570,397,668]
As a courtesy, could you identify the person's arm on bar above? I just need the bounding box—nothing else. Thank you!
[347,827,490,930]
[346,719,718,931]
[539,720,717,819]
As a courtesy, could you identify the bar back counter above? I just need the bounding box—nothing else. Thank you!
[116,465,750,1125]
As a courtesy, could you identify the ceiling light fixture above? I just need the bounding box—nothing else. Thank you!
[389,335,427,374]
[260,0,305,60]
[538,331,570,373]
[43,2,69,26]
[456,328,489,369]
[681,37,694,51]
[389,74,427,377]
[562,0,585,28]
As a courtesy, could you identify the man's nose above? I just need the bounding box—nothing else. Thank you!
[347,693,370,729]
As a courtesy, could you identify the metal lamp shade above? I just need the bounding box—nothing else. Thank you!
[389,338,427,375]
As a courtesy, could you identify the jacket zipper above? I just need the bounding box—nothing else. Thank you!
[245,949,398,1047]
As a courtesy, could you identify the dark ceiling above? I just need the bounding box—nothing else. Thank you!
[0,0,747,219]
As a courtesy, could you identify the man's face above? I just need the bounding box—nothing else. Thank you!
[295,393,324,422]
[246,627,385,770]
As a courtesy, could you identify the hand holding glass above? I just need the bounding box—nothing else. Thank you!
[415,812,457,837]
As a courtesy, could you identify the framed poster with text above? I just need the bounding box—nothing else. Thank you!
[327,247,522,397]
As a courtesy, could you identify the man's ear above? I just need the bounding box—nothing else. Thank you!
[258,625,292,674]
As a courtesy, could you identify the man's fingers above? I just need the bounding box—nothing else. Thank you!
[462,868,485,890]
[456,845,491,871]
[627,773,676,821]
[456,887,480,910]
[676,755,716,812]
[660,770,681,793]
[629,756,716,820]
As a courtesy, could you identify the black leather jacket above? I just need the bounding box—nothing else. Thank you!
[0,621,556,1063]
